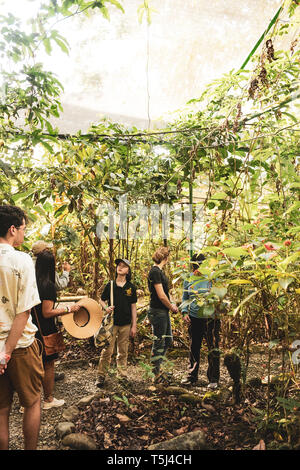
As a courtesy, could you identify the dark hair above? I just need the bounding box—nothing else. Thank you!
[191,253,205,271]
[35,250,56,293]
[0,205,28,238]
[115,263,132,282]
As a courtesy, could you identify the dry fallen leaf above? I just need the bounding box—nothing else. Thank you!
[253,439,266,450]
[104,432,112,447]
[116,413,131,423]
[174,425,189,435]
[201,402,216,413]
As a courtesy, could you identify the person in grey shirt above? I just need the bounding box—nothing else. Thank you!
[31,241,71,291]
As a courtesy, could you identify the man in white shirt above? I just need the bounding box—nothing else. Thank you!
[0,205,44,450]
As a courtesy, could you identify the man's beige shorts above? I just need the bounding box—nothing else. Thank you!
[0,339,44,408]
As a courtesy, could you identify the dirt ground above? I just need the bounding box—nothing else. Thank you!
[6,336,300,451]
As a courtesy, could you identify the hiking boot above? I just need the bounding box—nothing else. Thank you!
[55,372,65,382]
[95,376,105,388]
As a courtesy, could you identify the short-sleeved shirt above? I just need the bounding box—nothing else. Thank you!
[101,280,137,326]
[147,266,170,311]
[32,281,57,337]
[31,280,59,362]
[0,243,40,350]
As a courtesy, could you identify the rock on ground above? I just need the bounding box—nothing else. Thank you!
[148,430,207,450]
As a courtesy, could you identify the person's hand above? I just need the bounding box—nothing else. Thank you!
[0,351,11,374]
[62,262,71,272]
[183,314,190,324]
[130,325,137,338]
[170,304,178,313]
[71,304,81,313]
[106,306,114,314]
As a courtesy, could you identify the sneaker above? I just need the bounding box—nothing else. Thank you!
[43,398,65,410]
[207,382,218,390]
[95,376,105,388]
[181,376,197,385]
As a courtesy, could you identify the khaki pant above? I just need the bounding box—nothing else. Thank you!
[0,339,44,408]
[98,324,131,377]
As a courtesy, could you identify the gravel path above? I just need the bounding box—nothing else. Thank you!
[8,359,99,450]
[6,344,294,451]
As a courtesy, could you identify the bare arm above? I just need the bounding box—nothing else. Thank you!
[4,311,30,356]
[0,311,30,374]
[99,299,114,314]
[130,303,137,337]
[154,284,178,312]
[42,300,80,319]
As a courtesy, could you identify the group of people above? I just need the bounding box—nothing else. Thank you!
[0,204,220,450]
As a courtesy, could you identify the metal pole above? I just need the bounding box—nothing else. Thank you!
[189,157,193,260]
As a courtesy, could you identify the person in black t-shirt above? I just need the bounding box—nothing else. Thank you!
[33,251,80,410]
[96,259,137,387]
[147,246,178,383]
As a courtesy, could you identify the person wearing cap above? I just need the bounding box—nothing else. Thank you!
[0,205,44,450]
[96,259,137,387]
[180,253,220,389]
[31,240,71,291]
[147,246,178,384]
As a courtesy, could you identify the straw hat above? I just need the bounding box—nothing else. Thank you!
[61,297,103,339]
[32,240,53,256]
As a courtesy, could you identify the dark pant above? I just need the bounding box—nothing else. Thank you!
[148,308,173,375]
[188,316,221,383]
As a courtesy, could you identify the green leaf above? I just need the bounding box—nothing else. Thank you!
[278,277,294,290]
[233,289,261,316]
[107,0,125,13]
[53,36,69,54]
[223,247,249,258]
[40,140,54,153]
[211,286,227,299]
[43,37,52,55]
[228,279,253,286]
[54,204,68,218]
[279,252,300,269]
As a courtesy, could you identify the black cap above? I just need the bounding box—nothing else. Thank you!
[115,258,131,267]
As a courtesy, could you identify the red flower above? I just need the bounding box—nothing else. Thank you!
[264,242,275,251]
[284,240,291,246]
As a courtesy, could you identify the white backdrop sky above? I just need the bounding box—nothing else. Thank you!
[1,0,283,130]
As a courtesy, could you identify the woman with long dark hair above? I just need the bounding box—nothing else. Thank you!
[33,250,80,409]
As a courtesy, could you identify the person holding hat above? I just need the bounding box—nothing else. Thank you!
[180,253,220,389]
[96,259,137,387]
[33,250,80,409]
[31,240,71,291]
